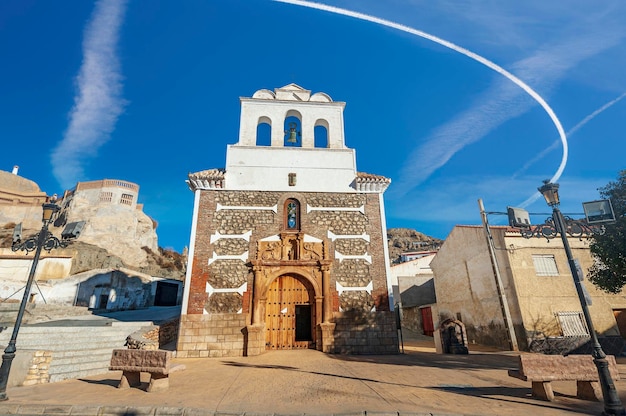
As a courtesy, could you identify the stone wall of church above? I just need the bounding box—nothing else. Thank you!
[177,313,246,358]
[330,310,399,354]
[187,190,389,315]
[181,189,394,356]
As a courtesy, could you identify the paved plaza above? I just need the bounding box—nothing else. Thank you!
[1,331,625,416]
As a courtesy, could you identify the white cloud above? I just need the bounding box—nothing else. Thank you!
[389,11,626,197]
[51,0,128,188]
[389,174,611,227]
[513,91,626,185]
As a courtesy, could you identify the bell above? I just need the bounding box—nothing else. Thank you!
[285,122,300,144]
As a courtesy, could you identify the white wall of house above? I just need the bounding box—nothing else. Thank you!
[430,226,511,348]
[0,249,73,302]
[390,254,435,306]
[504,231,626,338]
[432,225,626,350]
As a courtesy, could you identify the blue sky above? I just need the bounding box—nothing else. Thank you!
[1,0,625,252]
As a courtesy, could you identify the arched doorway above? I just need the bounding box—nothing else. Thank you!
[265,274,315,350]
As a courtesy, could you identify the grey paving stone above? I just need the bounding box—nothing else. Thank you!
[68,406,102,416]
[155,407,186,416]
[15,404,46,415]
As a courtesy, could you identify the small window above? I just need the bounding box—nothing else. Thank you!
[99,192,113,203]
[284,199,300,231]
[556,311,589,336]
[532,254,559,276]
[120,193,134,206]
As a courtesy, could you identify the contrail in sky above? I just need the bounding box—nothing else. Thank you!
[515,91,626,179]
[274,0,569,187]
[517,91,626,207]
[51,0,128,189]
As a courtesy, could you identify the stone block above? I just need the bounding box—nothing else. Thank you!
[577,380,602,401]
[110,349,171,370]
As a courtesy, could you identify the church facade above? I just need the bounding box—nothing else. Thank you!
[177,84,398,357]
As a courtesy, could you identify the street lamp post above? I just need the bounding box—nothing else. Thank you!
[537,181,624,415]
[0,201,69,401]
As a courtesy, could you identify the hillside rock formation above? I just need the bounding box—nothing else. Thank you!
[0,168,184,280]
[61,198,159,268]
[387,228,442,264]
[0,225,185,280]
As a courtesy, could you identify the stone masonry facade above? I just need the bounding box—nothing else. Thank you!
[177,189,399,357]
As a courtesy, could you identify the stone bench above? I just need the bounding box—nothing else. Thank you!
[508,353,619,401]
[109,349,185,392]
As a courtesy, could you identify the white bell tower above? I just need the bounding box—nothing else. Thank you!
[224,84,357,192]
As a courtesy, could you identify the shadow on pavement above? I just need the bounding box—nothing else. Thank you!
[326,349,519,371]
[77,378,120,389]
[432,385,602,415]
[222,358,599,415]
[220,360,420,388]
[91,305,181,323]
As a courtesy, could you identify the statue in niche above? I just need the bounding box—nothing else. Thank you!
[282,235,299,260]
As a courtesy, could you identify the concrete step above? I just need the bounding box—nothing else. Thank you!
[49,357,112,374]
[0,304,92,325]
[50,347,124,366]
[0,327,141,351]
[51,347,126,359]
[8,332,139,348]
[0,323,152,384]
[0,306,180,385]
[49,363,116,382]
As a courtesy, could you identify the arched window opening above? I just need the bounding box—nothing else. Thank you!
[256,117,271,146]
[284,116,302,147]
[314,125,328,148]
[284,199,300,231]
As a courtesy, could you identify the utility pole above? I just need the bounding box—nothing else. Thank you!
[478,199,519,351]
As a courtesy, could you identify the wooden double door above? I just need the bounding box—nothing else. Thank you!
[265,275,315,350]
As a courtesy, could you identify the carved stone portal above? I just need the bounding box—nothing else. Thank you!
[248,232,334,355]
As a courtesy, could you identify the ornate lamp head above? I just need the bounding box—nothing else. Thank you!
[538,180,560,207]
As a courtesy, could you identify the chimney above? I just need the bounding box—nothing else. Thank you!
[12,165,19,175]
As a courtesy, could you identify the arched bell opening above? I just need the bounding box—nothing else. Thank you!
[283,111,302,147]
[256,116,272,146]
[314,119,329,148]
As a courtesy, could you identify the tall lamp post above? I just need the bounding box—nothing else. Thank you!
[537,180,624,415]
[0,200,70,401]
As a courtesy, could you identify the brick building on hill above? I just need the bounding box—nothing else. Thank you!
[178,84,398,357]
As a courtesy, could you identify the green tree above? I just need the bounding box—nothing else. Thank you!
[588,170,626,293]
